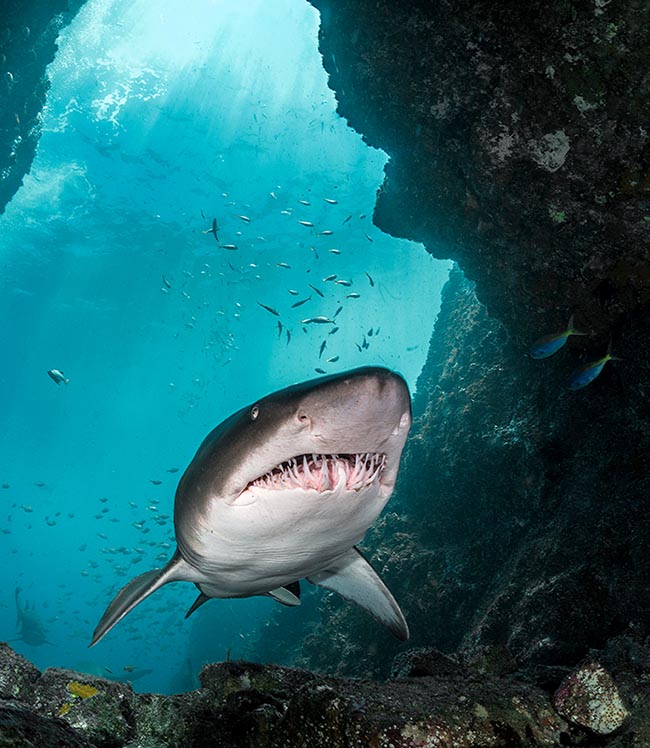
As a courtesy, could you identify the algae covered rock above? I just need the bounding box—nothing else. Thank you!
[0,702,93,748]
[28,667,134,748]
[554,659,628,735]
[0,642,40,701]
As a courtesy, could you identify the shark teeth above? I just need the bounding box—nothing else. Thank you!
[250,453,387,493]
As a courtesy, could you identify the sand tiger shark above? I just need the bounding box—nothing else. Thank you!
[91,366,411,645]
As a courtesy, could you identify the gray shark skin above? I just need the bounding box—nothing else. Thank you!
[91,366,411,646]
[11,588,53,647]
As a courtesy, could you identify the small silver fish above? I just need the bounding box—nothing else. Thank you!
[309,284,325,298]
[335,279,352,287]
[328,327,339,335]
[333,306,343,317]
[297,220,314,227]
[237,215,251,223]
[326,355,339,363]
[220,244,238,250]
[323,274,337,282]
[346,293,361,299]
[319,340,327,358]
[301,317,335,325]
[47,369,69,385]
[314,368,326,374]
[288,289,300,296]
[365,272,375,287]
[323,198,338,204]
[291,296,312,308]
[257,302,280,317]
[276,262,291,269]
[317,230,333,236]
[162,275,172,289]
[329,249,342,255]
[298,200,311,206]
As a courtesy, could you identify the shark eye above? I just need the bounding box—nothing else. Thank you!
[250,405,260,421]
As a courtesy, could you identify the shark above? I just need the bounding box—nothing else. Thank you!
[91,366,412,646]
[12,588,53,647]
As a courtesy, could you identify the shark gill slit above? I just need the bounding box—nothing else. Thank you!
[247,452,387,493]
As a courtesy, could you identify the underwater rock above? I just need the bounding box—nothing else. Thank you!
[390,647,465,680]
[28,668,134,748]
[311,0,650,348]
[7,643,650,745]
[0,642,40,700]
[0,645,572,747]
[554,659,628,735]
[0,0,85,215]
[0,702,93,748]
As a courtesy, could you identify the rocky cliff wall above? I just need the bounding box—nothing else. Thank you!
[0,0,83,215]
[254,0,650,684]
[312,0,650,347]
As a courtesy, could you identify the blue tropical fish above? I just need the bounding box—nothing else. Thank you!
[529,314,586,359]
[569,341,621,390]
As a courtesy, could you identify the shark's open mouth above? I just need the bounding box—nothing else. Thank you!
[248,452,387,493]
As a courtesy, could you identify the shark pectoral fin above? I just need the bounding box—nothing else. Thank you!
[307,547,409,641]
[267,584,301,606]
[90,550,188,647]
[185,589,211,619]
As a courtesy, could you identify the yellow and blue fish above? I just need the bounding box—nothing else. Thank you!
[529,314,586,359]
[569,341,621,390]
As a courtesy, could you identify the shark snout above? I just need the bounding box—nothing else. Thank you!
[294,369,411,450]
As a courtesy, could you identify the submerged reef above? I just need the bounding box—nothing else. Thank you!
[3,640,650,746]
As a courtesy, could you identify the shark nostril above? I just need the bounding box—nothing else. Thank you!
[297,413,309,424]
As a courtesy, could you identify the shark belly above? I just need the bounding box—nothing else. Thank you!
[178,481,388,597]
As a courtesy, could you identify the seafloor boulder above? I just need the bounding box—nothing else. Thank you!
[0,644,569,747]
[4,642,650,746]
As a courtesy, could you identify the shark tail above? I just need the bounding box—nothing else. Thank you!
[308,547,409,641]
[90,550,190,646]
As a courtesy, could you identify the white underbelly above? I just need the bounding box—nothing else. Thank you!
[180,482,389,597]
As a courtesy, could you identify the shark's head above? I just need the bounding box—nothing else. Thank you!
[175,366,411,530]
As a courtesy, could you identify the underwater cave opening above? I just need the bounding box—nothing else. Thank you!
[0,0,451,693]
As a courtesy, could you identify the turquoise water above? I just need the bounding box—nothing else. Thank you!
[0,0,450,693]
